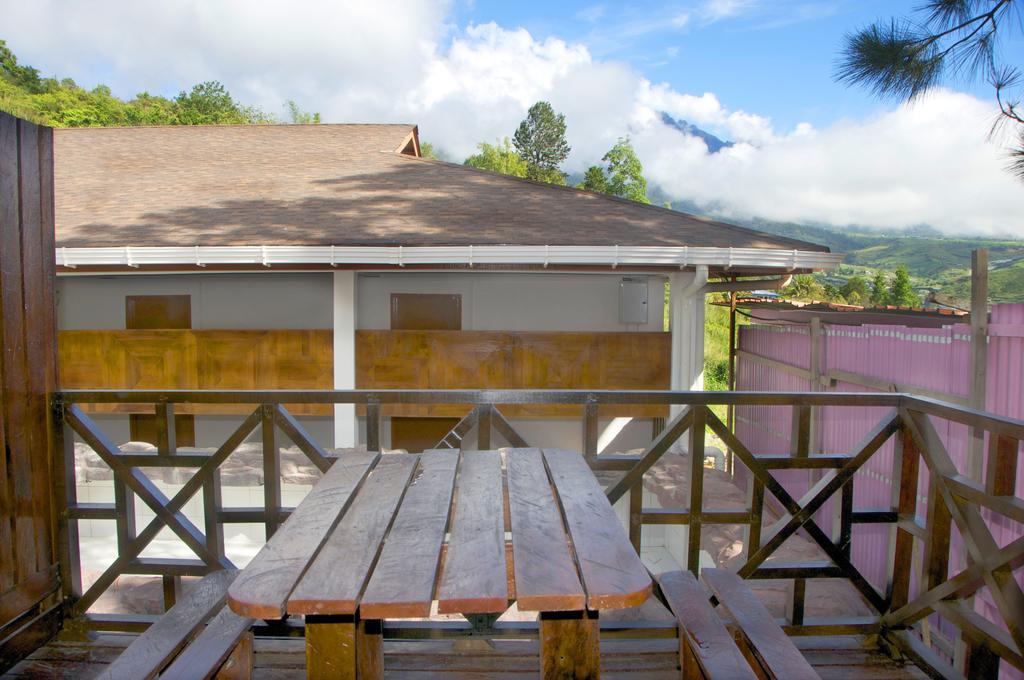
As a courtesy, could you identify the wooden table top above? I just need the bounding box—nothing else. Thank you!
[227,448,651,620]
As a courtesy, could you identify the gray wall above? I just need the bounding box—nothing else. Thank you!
[357,272,667,332]
[58,271,667,333]
[57,272,333,330]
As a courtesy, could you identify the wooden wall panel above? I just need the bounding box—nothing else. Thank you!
[59,330,333,416]
[59,329,671,419]
[0,112,61,667]
[356,330,670,417]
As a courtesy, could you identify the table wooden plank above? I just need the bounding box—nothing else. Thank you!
[227,452,378,619]
[656,570,756,680]
[506,448,585,612]
[542,448,651,610]
[288,454,419,615]
[437,450,508,614]
[360,450,460,618]
[702,568,820,679]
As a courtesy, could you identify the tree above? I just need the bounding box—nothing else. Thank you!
[512,101,570,183]
[889,265,921,306]
[870,271,891,306]
[577,138,650,203]
[579,165,609,193]
[0,40,44,93]
[840,274,871,305]
[464,138,528,177]
[783,274,827,301]
[420,142,439,159]
[175,81,271,125]
[602,137,650,203]
[837,1,1024,179]
[285,100,320,124]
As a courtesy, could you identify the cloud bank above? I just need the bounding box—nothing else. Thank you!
[5,0,1023,235]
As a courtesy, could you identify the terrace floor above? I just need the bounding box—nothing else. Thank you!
[5,630,928,679]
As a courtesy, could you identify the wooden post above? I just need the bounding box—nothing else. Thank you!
[477,404,492,450]
[305,615,381,680]
[888,425,920,610]
[262,404,281,539]
[687,406,706,574]
[539,610,600,679]
[968,249,988,481]
[726,290,738,475]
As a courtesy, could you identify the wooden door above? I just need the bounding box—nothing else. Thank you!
[126,294,195,444]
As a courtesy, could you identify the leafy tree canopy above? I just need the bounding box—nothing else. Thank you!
[285,100,320,124]
[577,137,650,203]
[464,138,528,177]
[175,81,271,125]
[0,41,273,128]
[836,0,1024,179]
[869,271,891,306]
[840,274,870,305]
[419,142,439,159]
[579,165,609,193]
[512,101,570,183]
[889,264,922,306]
[783,274,827,301]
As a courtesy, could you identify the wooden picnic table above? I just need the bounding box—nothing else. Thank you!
[227,447,651,679]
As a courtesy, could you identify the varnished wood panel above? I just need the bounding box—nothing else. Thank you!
[357,330,670,417]
[0,112,61,667]
[58,330,333,416]
[60,329,670,418]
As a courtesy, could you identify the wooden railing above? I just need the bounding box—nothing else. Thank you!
[53,389,1024,677]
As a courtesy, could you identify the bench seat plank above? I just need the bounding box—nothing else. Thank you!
[360,450,460,618]
[437,451,508,614]
[228,452,378,619]
[97,570,238,680]
[288,454,419,615]
[158,605,253,680]
[702,568,820,679]
[542,449,651,610]
[657,571,756,680]
[506,448,585,612]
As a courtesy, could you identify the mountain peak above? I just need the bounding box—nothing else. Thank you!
[659,112,733,153]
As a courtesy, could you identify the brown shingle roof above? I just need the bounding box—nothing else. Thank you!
[53,124,828,252]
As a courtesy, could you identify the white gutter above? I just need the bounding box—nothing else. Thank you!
[55,245,843,270]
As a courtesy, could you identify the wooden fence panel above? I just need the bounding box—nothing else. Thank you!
[0,111,61,670]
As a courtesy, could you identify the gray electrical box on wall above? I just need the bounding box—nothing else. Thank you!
[619,278,648,324]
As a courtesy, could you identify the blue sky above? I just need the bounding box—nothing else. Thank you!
[449,0,1002,133]
[4,0,1023,234]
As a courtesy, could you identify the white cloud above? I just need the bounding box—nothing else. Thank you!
[700,0,760,22]
[3,0,1022,235]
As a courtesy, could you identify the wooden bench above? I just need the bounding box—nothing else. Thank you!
[656,571,756,679]
[97,569,254,680]
[702,568,820,680]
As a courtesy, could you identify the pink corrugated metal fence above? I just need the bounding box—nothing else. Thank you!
[734,303,1024,675]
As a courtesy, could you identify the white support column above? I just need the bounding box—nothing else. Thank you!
[333,271,358,448]
[669,268,708,421]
